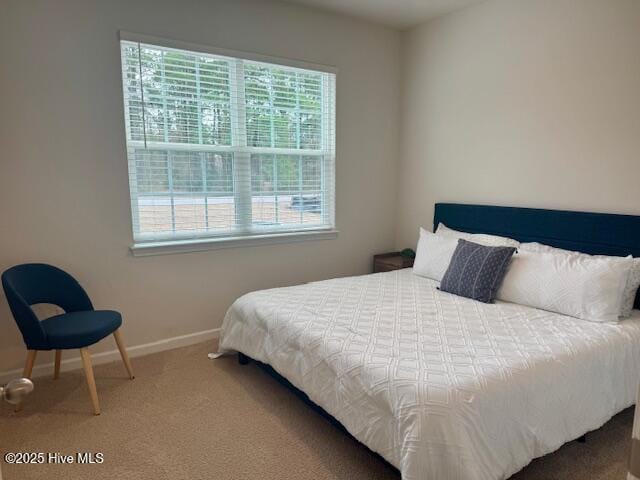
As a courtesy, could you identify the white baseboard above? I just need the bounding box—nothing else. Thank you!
[0,328,220,384]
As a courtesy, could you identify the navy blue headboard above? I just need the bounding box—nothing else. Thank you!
[433,203,640,308]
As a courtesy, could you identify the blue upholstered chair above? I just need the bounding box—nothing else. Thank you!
[1,263,134,415]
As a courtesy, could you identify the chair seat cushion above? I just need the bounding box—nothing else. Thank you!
[41,310,122,349]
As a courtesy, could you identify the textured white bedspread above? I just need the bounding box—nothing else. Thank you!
[218,269,640,480]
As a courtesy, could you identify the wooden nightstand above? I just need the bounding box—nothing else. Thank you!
[373,252,414,273]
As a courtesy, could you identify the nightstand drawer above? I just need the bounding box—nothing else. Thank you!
[373,252,414,273]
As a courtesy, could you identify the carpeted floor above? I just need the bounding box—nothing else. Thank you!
[0,340,633,480]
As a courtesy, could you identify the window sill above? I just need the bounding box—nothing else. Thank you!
[130,229,339,257]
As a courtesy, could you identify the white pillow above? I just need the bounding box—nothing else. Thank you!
[413,228,460,282]
[436,223,520,248]
[497,249,633,322]
[521,242,640,318]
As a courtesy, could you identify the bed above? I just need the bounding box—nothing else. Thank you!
[217,203,640,480]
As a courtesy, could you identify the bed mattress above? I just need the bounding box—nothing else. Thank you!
[218,268,640,480]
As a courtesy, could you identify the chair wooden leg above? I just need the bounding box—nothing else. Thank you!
[23,350,37,378]
[113,329,134,379]
[79,348,100,415]
[15,350,37,412]
[53,350,61,380]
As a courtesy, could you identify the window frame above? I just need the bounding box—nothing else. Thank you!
[118,32,338,256]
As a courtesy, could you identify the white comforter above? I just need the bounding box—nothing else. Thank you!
[218,269,640,480]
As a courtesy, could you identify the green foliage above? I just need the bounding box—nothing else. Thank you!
[135,150,233,196]
[124,45,324,149]
[250,155,322,194]
[124,43,325,201]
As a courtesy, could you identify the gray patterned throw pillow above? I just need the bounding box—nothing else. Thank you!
[440,239,516,303]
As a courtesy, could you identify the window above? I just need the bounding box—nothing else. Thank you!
[119,34,336,253]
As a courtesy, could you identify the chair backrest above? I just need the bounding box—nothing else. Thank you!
[1,264,93,349]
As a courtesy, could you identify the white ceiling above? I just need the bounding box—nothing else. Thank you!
[282,0,485,30]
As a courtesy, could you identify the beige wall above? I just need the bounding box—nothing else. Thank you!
[396,0,640,248]
[0,0,401,370]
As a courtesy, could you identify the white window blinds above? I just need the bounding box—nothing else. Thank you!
[119,37,336,247]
